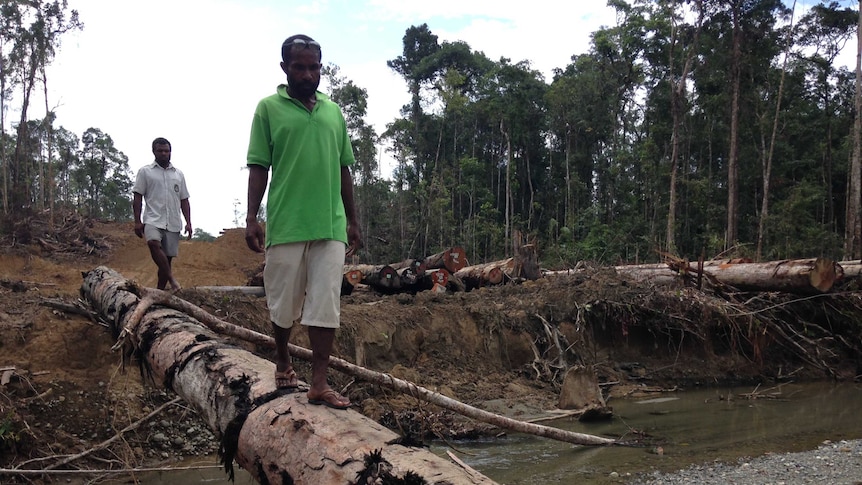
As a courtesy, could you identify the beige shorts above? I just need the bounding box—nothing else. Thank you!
[264,240,345,329]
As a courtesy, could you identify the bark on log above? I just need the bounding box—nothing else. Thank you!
[390,258,427,277]
[424,246,467,273]
[131,279,617,448]
[838,260,862,279]
[547,258,844,294]
[454,262,505,291]
[80,267,498,484]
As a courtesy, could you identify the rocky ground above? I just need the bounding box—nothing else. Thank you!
[1,216,861,483]
[630,439,862,485]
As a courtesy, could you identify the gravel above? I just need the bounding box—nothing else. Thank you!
[628,439,862,485]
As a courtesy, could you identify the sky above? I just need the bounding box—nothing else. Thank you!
[36,0,844,237]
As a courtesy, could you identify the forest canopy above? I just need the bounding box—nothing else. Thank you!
[2,0,861,267]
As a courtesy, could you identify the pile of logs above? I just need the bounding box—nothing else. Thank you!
[344,244,541,295]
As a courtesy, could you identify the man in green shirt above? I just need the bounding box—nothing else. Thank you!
[245,34,361,410]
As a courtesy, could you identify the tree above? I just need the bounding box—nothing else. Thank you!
[71,128,132,220]
[847,0,862,258]
[1,0,81,214]
[192,228,215,242]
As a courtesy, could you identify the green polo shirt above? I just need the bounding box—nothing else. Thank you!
[247,85,355,247]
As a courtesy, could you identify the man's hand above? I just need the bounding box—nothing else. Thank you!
[185,223,193,240]
[346,223,363,257]
[134,222,144,239]
[246,220,265,253]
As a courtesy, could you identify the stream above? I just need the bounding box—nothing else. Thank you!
[115,381,862,484]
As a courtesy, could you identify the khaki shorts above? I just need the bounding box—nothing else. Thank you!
[264,240,345,329]
[144,225,180,258]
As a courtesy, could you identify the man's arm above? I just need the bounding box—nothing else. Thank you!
[132,192,144,238]
[181,198,192,239]
[245,165,269,253]
[341,165,362,257]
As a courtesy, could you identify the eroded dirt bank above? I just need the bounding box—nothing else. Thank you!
[1,219,860,482]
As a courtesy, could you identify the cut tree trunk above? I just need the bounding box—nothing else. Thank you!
[80,266,496,485]
[390,258,426,277]
[424,246,467,273]
[342,269,363,296]
[512,242,541,280]
[548,257,844,294]
[454,262,505,291]
[396,266,419,286]
[418,268,450,291]
[350,264,400,291]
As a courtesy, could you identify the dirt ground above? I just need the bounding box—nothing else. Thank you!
[1,217,860,481]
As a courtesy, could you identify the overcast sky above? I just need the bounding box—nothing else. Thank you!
[36,0,839,236]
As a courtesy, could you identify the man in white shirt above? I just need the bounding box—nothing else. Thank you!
[132,137,192,290]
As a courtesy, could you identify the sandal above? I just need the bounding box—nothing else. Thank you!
[307,389,351,410]
[274,366,299,389]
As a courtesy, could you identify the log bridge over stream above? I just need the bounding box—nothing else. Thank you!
[80,266,616,485]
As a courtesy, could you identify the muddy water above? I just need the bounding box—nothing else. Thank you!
[437,382,862,484]
[118,382,862,484]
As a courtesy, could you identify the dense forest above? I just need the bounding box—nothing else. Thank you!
[3,0,862,268]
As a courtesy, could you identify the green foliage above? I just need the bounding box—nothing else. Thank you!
[192,228,215,242]
[6,3,862,266]
[0,413,21,451]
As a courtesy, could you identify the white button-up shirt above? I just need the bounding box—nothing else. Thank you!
[133,162,190,233]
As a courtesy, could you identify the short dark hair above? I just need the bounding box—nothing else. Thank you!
[281,34,322,64]
[152,137,171,151]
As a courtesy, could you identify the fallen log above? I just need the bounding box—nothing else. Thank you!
[342,269,363,296]
[548,258,844,294]
[417,268,451,292]
[396,266,419,286]
[107,272,618,450]
[351,264,400,291]
[390,258,426,277]
[81,266,497,484]
[194,286,266,297]
[83,268,620,482]
[455,262,506,291]
[424,246,467,273]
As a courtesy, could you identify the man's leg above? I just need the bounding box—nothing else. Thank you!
[303,240,350,408]
[272,322,298,388]
[265,243,305,389]
[146,240,174,289]
[307,326,349,407]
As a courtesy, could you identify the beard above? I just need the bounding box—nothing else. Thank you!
[288,79,318,99]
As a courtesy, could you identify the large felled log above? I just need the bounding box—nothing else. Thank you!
[695,257,842,293]
[341,269,363,296]
[417,268,451,291]
[454,262,505,291]
[390,258,427,277]
[80,266,497,485]
[350,264,400,291]
[424,246,467,273]
[548,257,844,294]
[396,266,419,286]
